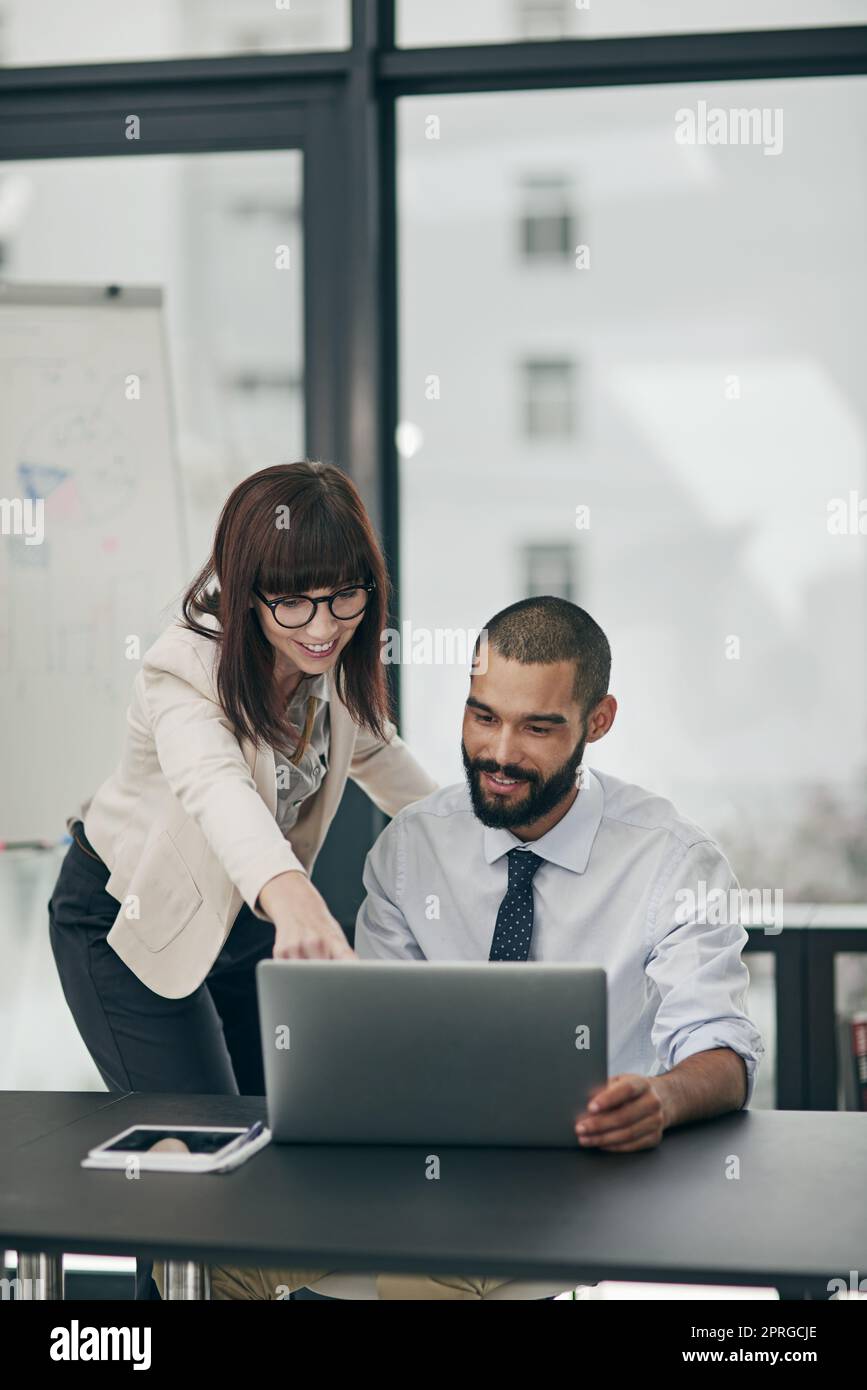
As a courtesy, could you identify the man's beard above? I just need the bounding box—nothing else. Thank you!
[461,733,586,830]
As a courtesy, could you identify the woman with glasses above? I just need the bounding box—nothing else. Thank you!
[48,460,437,1298]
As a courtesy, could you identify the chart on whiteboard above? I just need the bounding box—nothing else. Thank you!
[0,286,187,840]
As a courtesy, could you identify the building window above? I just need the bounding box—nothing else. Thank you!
[522,358,575,438]
[518,175,575,261]
[514,0,576,41]
[523,543,576,601]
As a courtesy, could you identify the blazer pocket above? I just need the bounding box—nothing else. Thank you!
[127,831,204,953]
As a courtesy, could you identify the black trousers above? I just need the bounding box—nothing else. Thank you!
[48,822,275,1300]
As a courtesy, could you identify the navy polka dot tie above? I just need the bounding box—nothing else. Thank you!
[488,848,544,962]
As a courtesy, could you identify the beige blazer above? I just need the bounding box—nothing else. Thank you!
[70,616,437,999]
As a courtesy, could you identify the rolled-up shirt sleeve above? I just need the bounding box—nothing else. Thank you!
[645,839,766,1109]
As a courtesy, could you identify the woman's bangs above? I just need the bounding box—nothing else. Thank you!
[256,505,372,597]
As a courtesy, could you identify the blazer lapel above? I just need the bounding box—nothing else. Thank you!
[245,674,353,831]
[281,677,355,859]
[321,686,354,818]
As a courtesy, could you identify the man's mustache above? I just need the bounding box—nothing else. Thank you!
[469,759,540,785]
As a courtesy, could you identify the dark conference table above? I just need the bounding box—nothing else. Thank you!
[2,1090,866,1300]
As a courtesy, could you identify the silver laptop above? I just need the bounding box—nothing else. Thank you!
[257,959,607,1148]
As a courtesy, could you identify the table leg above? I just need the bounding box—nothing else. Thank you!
[164,1260,211,1300]
[15,1252,64,1300]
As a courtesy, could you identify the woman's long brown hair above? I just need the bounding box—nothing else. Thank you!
[181,461,391,750]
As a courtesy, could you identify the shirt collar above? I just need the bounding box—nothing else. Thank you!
[482,765,604,875]
[290,671,330,705]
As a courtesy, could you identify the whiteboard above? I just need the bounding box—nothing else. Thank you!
[0,283,188,840]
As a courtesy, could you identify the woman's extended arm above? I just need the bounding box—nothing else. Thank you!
[141,643,304,905]
[349,720,438,815]
[142,638,354,959]
[259,718,435,961]
[258,870,356,960]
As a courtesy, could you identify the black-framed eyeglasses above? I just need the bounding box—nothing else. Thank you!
[252,580,376,629]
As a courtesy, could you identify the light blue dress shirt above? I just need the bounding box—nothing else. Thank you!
[355,766,766,1107]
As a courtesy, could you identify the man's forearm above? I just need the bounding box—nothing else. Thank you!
[653,1047,748,1130]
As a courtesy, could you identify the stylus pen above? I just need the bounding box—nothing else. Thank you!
[217,1119,265,1161]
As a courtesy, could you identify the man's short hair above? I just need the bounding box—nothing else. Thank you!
[479,596,611,714]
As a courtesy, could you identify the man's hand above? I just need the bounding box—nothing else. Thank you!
[574,1073,669,1153]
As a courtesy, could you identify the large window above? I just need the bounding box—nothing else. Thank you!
[0,0,350,65]
[397,76,867,901]
[0,149,303,1089]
